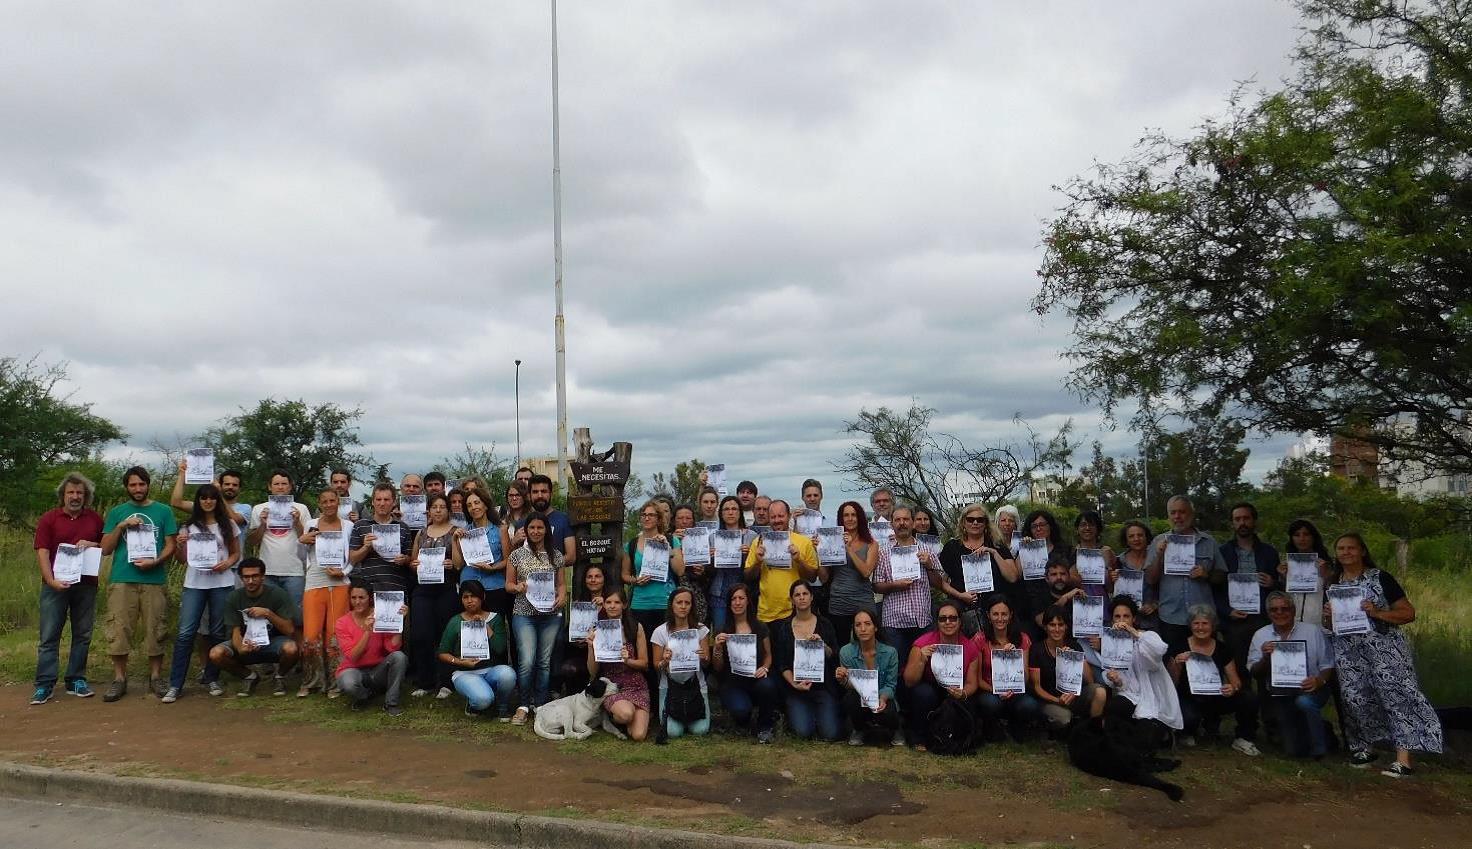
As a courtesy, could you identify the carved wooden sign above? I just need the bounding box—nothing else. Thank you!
[576,534,617,562]
[568,495,625,525]
[570,461,631,487]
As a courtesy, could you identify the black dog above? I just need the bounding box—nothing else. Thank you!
[1068,716,1184,801]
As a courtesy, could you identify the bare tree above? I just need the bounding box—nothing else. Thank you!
[832,402,1077,536]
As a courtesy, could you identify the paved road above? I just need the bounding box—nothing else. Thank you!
[0,795,492,849]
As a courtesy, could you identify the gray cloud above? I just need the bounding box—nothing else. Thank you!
[3,1,1305,506]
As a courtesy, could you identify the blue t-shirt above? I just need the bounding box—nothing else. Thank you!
[546,509,574,559]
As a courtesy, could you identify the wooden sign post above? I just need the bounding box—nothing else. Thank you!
[569,428,632,593]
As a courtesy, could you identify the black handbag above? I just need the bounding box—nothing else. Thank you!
[664,674,706,723]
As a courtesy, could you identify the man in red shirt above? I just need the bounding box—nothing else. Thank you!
[32,472,105,704]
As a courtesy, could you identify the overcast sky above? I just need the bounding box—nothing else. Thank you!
[3,1,1309,505]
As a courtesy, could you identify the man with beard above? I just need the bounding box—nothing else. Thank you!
[99,466,179,702]
[527,474,576,568]
[330,468,359,521]
[171,464,251,537]
[31,472,105,704]
[423,471,447,498]
[1029,562,1085,631]
[736,480,759,526]
[1220,502,1279,675]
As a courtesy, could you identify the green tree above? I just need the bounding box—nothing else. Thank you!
[1034,0,1472,477]
[435,443,514,499]
[832,402,1077,536]
[647,459,708,507]
[0,357,125,526]
[201,398,373,503]
[1140,414,1250,528]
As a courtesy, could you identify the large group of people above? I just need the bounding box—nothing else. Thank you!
[30,463,1446,778]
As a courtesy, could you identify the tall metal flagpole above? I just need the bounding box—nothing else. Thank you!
[551,0,569,492]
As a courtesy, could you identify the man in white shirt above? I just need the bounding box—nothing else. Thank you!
[247,469,311,611]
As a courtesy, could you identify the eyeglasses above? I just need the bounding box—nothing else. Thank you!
[964,516,987,523]
[936,615,960,622]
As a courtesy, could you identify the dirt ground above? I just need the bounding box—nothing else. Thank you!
[0,683,1466,848]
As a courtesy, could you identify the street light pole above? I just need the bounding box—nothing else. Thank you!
[514,359,523,470]
[550,0,569,492]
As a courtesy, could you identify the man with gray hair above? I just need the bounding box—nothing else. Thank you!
[31,472,105,704]
[1144,495,1227,652]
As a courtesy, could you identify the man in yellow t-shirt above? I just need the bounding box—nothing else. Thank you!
[743,500,819,622]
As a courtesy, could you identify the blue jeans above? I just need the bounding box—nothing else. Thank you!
[35,584,98,690]
[511,613,562,707]
[266,575,305,618]
[719,672,780,733]
[169,586,231,689]
[1272,687,1333,757]
[784,685,842,741]
[658,678,711,738]
[453,664,517,714]
[974,691,1045,740]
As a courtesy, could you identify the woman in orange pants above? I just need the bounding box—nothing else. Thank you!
[297,489,353,697]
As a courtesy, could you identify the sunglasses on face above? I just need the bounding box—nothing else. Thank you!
[937,615,960,622]
[964,516,987,523]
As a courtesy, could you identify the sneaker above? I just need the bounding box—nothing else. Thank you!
[237,672,261,698]
[1177,734,1197,749]
[756,729,774,744]
[1231,738,1261,757]
[272,677,287,697]
[498,711,512,723]
[511,706,530,726]
[410,688,430,698]
[384,704,403,717]
[465,706,482,718]
[161,687,179,704]
[1381,762,1414,779]
[149,677,168,699]
[848,730,864,747]
[68,680,95,698]
[326,686,341,700]
[1350,750,1377,768]
[102,679,127,703]
[29,687,52,706]
[296,686,311,698]
[891,728,906,748]
[436,687,452,700]
[207,681,225,697]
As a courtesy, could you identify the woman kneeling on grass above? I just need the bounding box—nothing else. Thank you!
[712,583,779,743]
[835,608,901,747]
[650,586,712,739]
[587,591,651,741]
[438,580,515,719]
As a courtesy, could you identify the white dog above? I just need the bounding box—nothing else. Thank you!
[534,677,618,740]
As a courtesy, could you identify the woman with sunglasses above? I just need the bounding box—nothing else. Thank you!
[936,503,1019,636]
[164,483,241,702]
[902,601,980,751]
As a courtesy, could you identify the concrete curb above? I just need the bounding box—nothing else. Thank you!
[0,761,858,849]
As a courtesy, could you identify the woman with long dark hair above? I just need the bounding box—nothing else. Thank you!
[712,583,778,742]
[649,586,712,738]
[588,591,652,741]
[1278,519,1332,627]
[707,495,751,633]
[460,490,509,620]
[771,580,842,741]
[826,500,878,644]
[506,512,566,723]
[164,483,240,702]
[971,595,1043,742]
